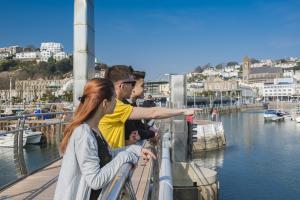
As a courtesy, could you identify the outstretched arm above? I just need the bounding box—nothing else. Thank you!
[128,107,195,120]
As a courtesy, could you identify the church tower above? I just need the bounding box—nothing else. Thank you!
[243,56,250,83]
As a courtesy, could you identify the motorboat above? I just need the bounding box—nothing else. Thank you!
[264,110,284,121]
[296,116,300,123]
[24,130,42,144]
[264,110,278,120]
[7,124,42,144]
[0,131,27,147]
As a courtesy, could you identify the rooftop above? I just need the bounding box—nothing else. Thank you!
[250,66,282,74]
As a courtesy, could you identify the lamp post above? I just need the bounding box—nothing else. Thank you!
[193,91,196,108]
[220,90,223,107]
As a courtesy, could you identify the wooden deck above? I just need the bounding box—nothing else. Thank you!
[0,160,60,200]
[0,154,154,200]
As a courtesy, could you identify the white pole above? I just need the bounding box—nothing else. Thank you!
[193,91,196,108]
[220,91,223,107]
[9,77,12,111]
[73,0,95,108]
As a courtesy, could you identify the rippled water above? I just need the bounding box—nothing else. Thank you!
[0,144,59,189]
[195,110,300,200]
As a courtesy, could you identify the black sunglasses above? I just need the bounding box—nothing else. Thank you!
[121,81,136,87]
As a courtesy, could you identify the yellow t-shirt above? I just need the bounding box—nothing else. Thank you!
[99,99,133,148]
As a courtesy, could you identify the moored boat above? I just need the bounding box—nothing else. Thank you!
[0,132,27,147]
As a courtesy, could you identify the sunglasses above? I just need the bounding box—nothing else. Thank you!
[121,81,136,87]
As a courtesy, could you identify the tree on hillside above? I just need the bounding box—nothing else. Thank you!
[194,66,203,73]
[202,63,211,69]
[56,59,73,73]
[278,59,288,63]
[227,61,238,66]
[95,63,108,71]
[24,45,36,52]
[0,59,19,71]
[250,58,259,64]
[215,64,223,69]
[48,57,56,64]
[294,62,300,70]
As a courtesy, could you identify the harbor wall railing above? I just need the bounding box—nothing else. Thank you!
[0,112,71,190]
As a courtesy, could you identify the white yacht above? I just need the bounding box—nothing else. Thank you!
[7,124,43,144]
[0,131,27,147]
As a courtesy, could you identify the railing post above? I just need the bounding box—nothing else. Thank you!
[159,132,173,200]
[169,74,188,162]
[14,116,27,177]
[55,114,63,156]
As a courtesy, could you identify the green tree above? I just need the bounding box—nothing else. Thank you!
[56,59,72,73]
[250,58,259,64]
[194,66,203,73]
[215,64,223,69]
[227,61,238,66]
[95,62,108,71]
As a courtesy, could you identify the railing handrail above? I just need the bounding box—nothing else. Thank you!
[0,121,68,136]
[0,111,72,121]
[100,163,134,200]
[159,131,173,200]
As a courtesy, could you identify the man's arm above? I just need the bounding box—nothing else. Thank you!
[128,107,195,120]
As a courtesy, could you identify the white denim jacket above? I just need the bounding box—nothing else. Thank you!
[54,123,141,200]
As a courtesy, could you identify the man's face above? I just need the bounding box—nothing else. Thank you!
[118,76,136,99]
[132,78,145,99]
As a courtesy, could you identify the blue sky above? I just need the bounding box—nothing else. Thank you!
[1,0,300,80]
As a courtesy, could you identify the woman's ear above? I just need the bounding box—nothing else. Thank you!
[102,99,108,110]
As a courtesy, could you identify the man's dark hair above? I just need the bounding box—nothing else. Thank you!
[133,71,145,80]
[104,65,134,83]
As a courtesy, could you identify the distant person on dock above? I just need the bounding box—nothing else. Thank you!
[99,65,195,148]
[210,107,218,121]
[141,94,157,126]
[54,78,155,200]
[142,95,156,108]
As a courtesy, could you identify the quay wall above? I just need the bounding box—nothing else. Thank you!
[196,103,264,115]
[268,102,300,110]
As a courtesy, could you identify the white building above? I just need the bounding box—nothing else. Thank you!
[186,82,204,96]
[274,63,297,69]
[40,42,64,54]
[238,83,257,102]
[0,52,10,59]
[40,50,53,62]
[53,52,68,61]
[263,78,296,99]
[202,68,219,76]
[0,45,22,55]
[186,72,202,79]
[15,52,40,61]
[251,59,273,68]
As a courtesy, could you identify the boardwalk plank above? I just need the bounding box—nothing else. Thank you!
[0,160,60,200]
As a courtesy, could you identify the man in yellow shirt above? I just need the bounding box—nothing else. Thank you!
[99,65,194,148]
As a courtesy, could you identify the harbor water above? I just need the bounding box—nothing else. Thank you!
[0,144,59,189]
[195,110,300,200]
[1,110,300,199]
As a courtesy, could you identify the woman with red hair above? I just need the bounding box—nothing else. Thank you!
[54,78,155,200]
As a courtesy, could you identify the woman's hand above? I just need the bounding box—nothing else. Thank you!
[141,148,156,165]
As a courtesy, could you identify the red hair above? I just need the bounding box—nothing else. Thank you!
[60,78,114,153]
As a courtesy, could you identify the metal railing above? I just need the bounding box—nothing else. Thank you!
[99,122,174,200]
[0,112,72,190]
[159,132,173,200]
[100,163,136,200]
